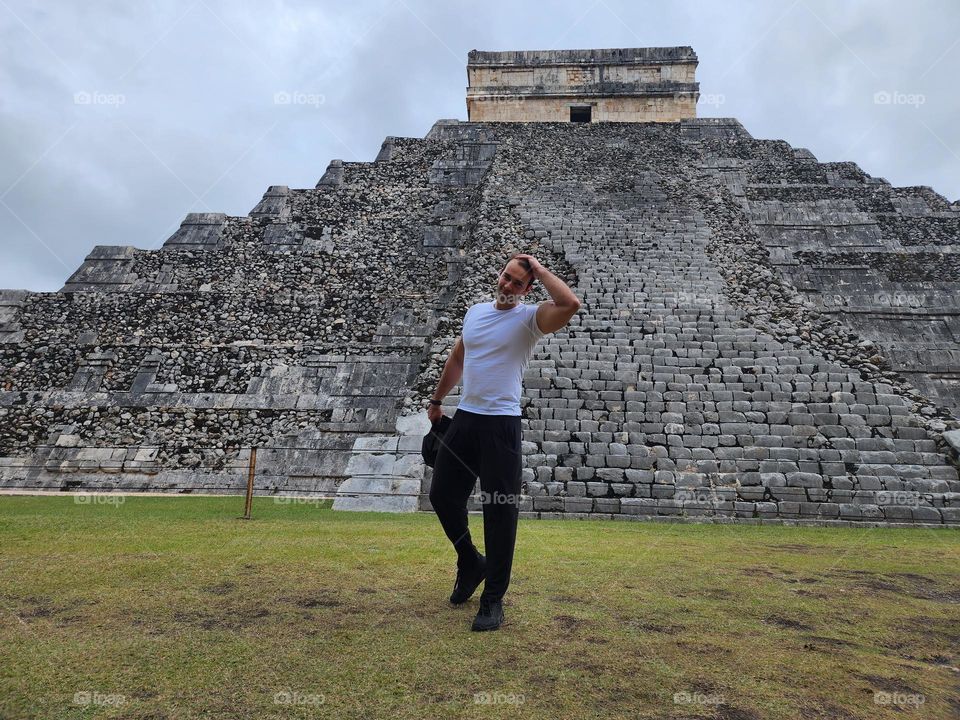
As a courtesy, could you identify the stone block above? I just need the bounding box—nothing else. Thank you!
[620,498,657,515]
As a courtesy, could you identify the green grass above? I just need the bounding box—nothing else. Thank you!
[0,495,958,719]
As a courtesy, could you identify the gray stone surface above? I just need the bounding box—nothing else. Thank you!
[944,429,960,455]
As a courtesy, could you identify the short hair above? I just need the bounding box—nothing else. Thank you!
[506,253,535,289]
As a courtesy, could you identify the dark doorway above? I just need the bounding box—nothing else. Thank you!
[570,106,591,123]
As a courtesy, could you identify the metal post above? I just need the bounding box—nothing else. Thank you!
[242,447,257,520]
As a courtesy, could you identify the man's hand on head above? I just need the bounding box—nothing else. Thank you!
[513,253,544,280]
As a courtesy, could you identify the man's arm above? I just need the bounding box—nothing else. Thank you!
[432,336,464,401]
[515,254,582,334]
[428,336,464,421]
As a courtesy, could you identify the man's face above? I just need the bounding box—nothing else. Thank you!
[496,259,534,304]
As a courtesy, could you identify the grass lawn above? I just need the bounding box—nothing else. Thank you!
[0,495,958,719]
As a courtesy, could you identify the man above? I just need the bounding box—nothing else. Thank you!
[427,252,581,631]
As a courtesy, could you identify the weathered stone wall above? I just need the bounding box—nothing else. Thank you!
[685,119,960,413]
[466,47,699,123]
[467,95,696,123]
[0,133,499,501]
[418,120,959,526]
[468,60,697,87]
[1,117,958,526]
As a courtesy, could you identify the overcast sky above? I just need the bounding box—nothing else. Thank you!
[1,0,957,292]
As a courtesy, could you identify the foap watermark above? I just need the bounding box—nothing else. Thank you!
[478,490,523,507]
[73,691,126,707]
[273,91,325,109]
[873,90,925,108]
[821,294,849,308]
[273,495,325,507]
[874,691,925,708]
[74,492,125,507]
[698,93,726,109]
[473,95,526,107]
[676,289,715,306]
[675,488,725,508]
[674,690,725,706]
[273,690,325,706]
[872,291,927,308]
[474,691,525,705]
[876,490,920,508]
[673,92,725,111]
[74,91,126,107]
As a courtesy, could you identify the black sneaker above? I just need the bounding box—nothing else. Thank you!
[449,555,486,605]
[471,597,504,632]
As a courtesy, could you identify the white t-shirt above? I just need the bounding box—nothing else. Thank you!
[457,301,545,416]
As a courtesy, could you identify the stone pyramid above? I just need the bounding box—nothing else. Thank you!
[2,53,959,526]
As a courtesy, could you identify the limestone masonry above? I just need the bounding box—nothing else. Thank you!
[466,47,699,123]
[1,48,959,527]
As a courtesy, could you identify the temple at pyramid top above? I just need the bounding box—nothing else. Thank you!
[466,46,699,123]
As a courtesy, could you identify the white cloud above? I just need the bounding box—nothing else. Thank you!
[1,0,957,291]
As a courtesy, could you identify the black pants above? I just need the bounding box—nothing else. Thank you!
[428,408,522,602]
